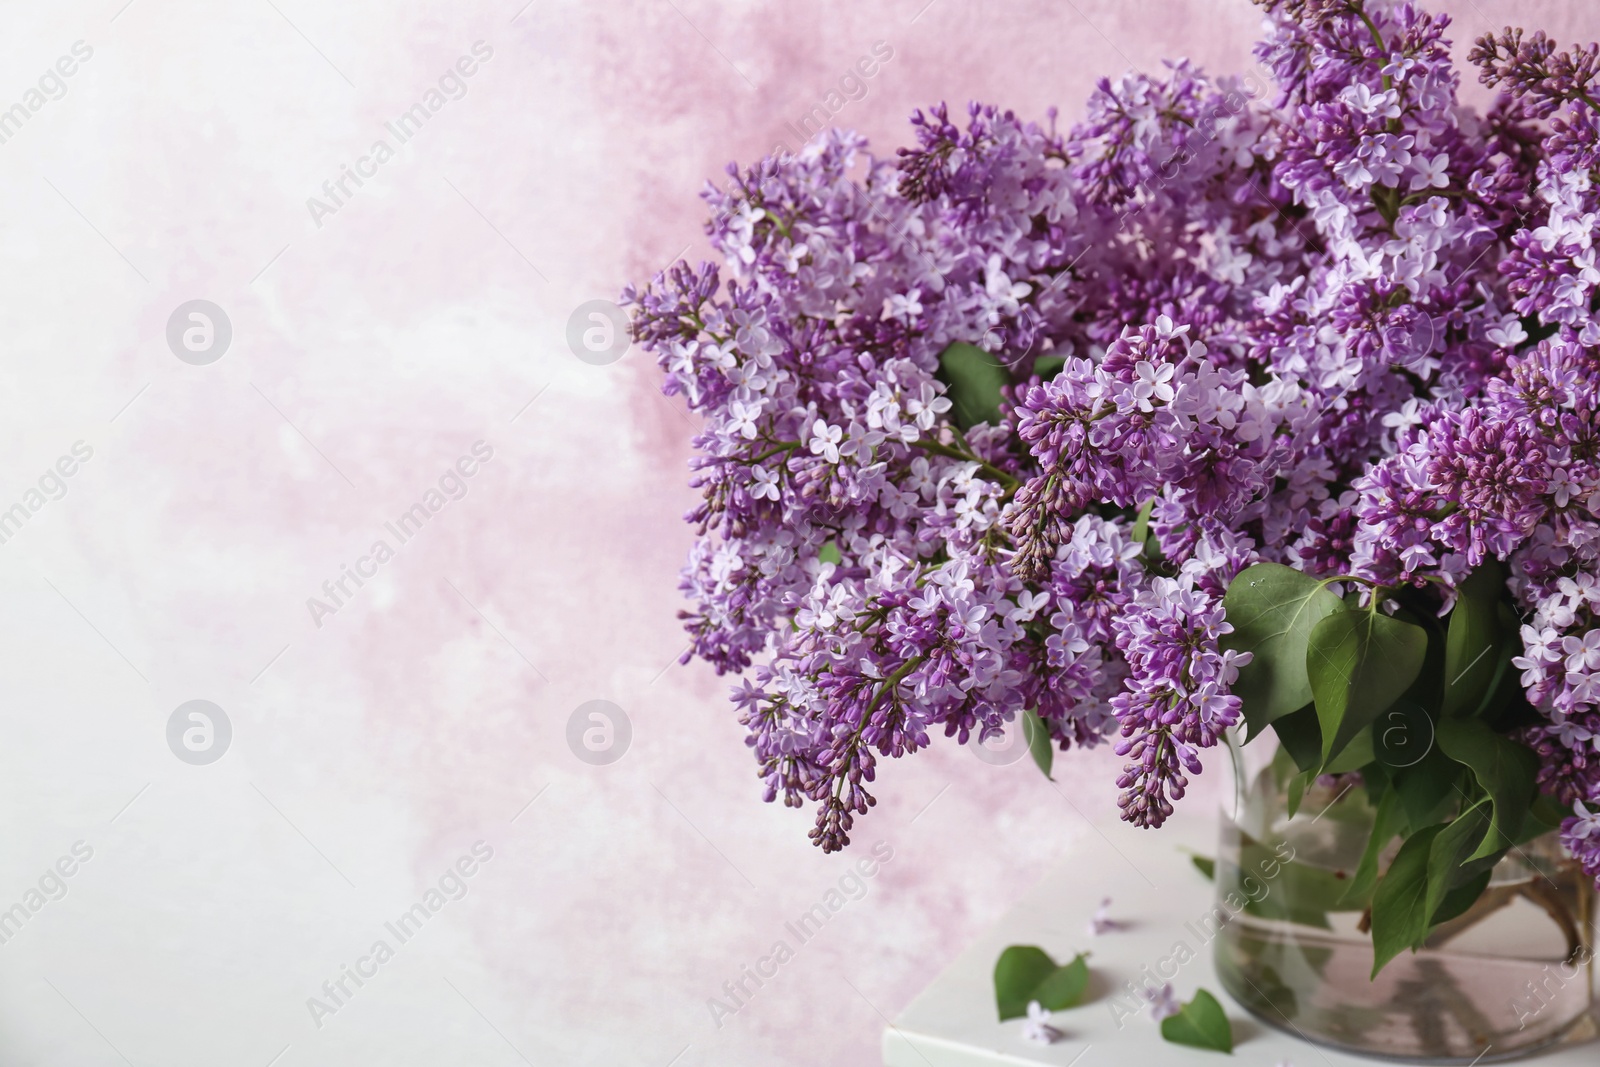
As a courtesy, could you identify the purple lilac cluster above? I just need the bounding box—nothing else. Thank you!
[626,0,1600,881]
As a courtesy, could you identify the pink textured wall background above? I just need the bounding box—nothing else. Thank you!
[0,1,1595,1065]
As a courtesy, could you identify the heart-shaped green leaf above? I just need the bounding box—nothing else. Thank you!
[1220,563,1344,738]
[992,946,1091,1021]
[936,342,1007,430]
[1032,953,1089,1011]
[993,946,1055,1021]
[1159,988,1233,1053]
[1306,608,1428,767]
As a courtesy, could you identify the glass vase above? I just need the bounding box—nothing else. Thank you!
[1213,732,1597,1063]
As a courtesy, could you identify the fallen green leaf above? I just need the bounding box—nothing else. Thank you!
[1160,988,1233,1053]
[992,946,1091,1021]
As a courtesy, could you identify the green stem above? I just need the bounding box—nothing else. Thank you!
[917,439,1021,489]
[749,441,801,464]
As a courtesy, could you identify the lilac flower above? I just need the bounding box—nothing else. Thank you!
[627,1,1600,874]
[1562,801,1600,886]
[1021,1001,1061,1044]
[1145,983,1180,1022]
[1088,896,1120,936]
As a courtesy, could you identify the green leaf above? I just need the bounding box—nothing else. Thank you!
[1131,497,1155,546]
[1270,705,1323,773]
[992,946,1091,1020]
[1159,988,1233,1053]
[1370,824,1444,977]
[1033,953,1090,1011]
[1220,831,1349,929]
[1024,709,1053,780]
[1442,561,1504,718]
[1476,625,1518,721]
[936,342,1008,430]
[1306,608,1428,767]
[1392,744,1462,828]
[1191,853,1216,881]
[1033,354,1066,380]
[1220,564,1344,738]
[1286,768,1313,818]
[1424,798,1496,923]
[1341,786,1404,907]
[1430,869,1493,927]
[993,946,1056,1021]
[817,541,842,565]
[1372,698,1436,770]
[1435,717,1539,860]
[1324,724,1374,774]
[1518,792,1568,845]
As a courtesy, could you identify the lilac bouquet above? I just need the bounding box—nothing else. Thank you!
[626,0,1600,961]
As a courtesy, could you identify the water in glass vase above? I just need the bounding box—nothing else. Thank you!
[1214,754,1596,1063]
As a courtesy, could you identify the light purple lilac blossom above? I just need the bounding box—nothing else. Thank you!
[625,0,1600,885]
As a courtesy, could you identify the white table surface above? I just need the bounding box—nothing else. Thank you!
[884,814,1599,1066]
